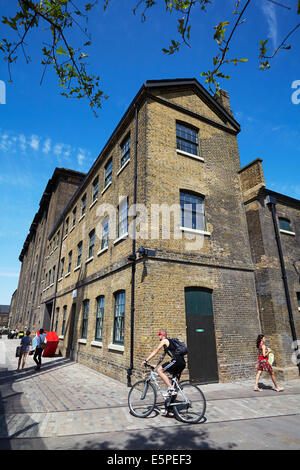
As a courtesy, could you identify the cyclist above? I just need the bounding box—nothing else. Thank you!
[141,329,186,396]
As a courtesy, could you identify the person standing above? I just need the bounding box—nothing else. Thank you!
[33,329,47,371]
[254,334,284,392]
[17,330,32,371]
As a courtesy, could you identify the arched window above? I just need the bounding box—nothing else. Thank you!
[88,229,95,258]
[279,217,292,233]
[104,158,112,187]
[61,305,67,336]
[176,122,199,156]
[180,190,206,231]
[82,299,89,339]
[95,296,104,341]
[113,291,125,345]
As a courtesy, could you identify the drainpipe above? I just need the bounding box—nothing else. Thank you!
[266,195,300,374]
[50,219,65,331]
[127,104,139,387]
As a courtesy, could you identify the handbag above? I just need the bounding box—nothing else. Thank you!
[15,346,22,358]
[268,351,275,366]
[40,337,47,350]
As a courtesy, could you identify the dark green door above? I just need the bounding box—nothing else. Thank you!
[185,287,219,383]
[66,303,76,360]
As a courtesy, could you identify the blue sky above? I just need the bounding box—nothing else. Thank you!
[0,0,299,305]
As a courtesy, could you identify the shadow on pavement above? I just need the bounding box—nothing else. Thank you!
[70,425,237,450]
[0,357,75,385]
[0,355,74,450]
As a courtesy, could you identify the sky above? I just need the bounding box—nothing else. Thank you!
[0,0,299,305]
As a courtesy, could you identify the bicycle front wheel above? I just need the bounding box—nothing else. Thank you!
[173,382,206,424]
[128,380,157,418]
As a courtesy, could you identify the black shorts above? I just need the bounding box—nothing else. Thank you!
[162,358,185,376]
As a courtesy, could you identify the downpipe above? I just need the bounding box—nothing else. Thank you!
[127,104,139,387]
[266,195,300,375]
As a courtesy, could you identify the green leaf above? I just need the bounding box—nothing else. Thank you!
[2,16,18,31]
[56,46,68,56]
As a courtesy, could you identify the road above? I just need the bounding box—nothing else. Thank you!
[1,336,300,451]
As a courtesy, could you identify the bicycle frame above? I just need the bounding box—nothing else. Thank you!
[145,368,191,408]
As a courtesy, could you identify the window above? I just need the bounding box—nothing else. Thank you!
[95,296,104,341]
[101,216,109,250]
[121,136,130,167]
[60,257,65,278]
[92,177,98,202]
[77,241,82,267]
[88,229,95,258]
[61,305,67,335]
[113,291,125,345]
[65,217,69,236]
[104,159,112,187]
[180,191,206,231]
[297,293,300,311]
[176,122,199,156]
[279,217,292,232]
[81,194,86,217]
[67,250,72,273]
[52,265,56,284]
[82,300,89,339]
[72,206,77,227]
[118,197,128,237]
[55,307,59,333]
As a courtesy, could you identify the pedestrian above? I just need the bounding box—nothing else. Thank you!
[254,334,284,392]
[17,330,32,371]
[33,328,47,371]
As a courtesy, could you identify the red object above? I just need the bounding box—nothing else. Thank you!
[36,330,59,357]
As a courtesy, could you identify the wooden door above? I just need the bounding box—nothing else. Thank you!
[185,287,219,383]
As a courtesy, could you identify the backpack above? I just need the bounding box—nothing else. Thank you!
[170,338,188,357]
[40,335,47,350]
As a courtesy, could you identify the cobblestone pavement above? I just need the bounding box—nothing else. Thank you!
[1,337,300,449]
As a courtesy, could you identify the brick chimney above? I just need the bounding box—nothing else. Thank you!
[214,89,233,116]
[239,159,266,201]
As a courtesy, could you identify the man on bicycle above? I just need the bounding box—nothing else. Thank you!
[141,329,186,396]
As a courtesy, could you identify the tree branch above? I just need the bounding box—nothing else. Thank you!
[263,22,300,59]
[213,0,251,75]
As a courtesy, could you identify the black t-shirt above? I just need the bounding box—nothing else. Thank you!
[164,338,185,362]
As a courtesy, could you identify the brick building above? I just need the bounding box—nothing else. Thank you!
[240,159,300,380]
[9,79,300,384]
[9,168,85,332]
[0,305,10,328]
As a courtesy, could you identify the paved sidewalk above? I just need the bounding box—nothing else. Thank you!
[1,336,300,448]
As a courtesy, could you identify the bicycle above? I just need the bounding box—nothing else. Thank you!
[128,364,206,424]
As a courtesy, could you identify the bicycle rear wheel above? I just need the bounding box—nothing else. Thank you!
[173,382,206,424]
[128,380,157,418]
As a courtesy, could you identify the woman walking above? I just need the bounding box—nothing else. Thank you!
[254,334,284,392]
[17,330,32,371]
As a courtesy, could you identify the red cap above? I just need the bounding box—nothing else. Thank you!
[157,331,166,337]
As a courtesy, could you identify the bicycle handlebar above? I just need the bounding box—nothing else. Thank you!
[144,362,155,370]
